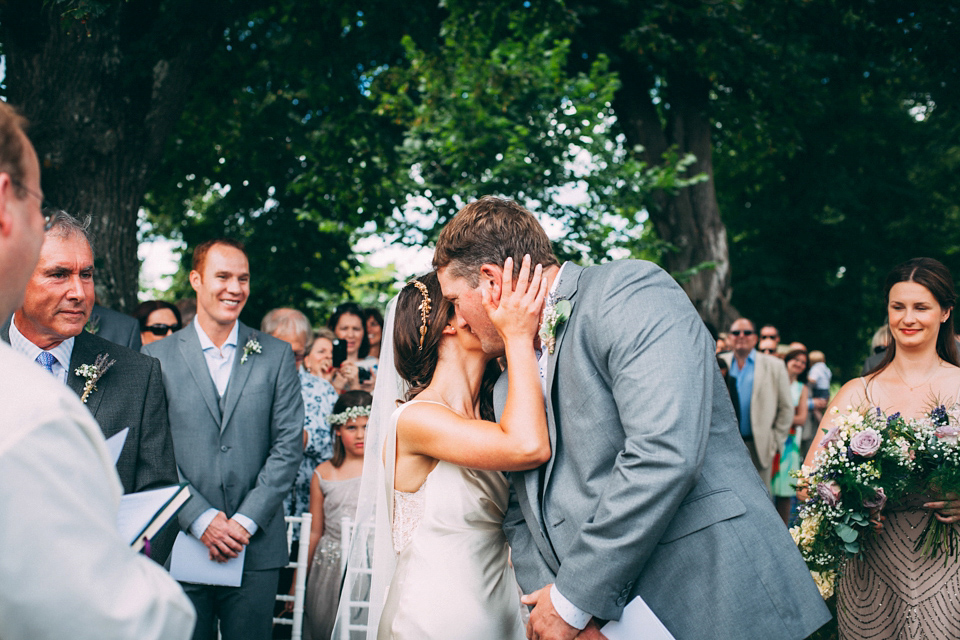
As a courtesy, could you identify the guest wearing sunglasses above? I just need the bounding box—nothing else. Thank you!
[720,317,794,489]
[758,337,778,356]
[132,300,182,347]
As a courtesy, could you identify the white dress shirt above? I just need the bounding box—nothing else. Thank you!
[8,316,75,384]
[0,342,195,639]
[189,320,258,538]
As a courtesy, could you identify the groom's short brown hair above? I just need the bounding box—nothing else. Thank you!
[433,196,559,286]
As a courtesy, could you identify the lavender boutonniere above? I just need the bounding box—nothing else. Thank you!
[539,299,571,355]
[75,353,116,403]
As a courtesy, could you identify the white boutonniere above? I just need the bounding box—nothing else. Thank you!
[539,299,571,355]
[241,333,262,364]
[75,353,116,403]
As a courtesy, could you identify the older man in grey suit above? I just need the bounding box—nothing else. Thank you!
[1,211,179,561]
[143,238,303,640]
[435,197,830,640]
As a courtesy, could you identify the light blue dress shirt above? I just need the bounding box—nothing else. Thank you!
[8,317,75,385]
[730,349,756,438]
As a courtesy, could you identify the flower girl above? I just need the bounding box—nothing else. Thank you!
[303,390,370,640]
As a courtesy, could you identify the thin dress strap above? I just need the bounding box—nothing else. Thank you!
[383,399,450,521]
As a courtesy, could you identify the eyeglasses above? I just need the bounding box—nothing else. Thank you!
[730,330,755,337]
[9,177,54,231]
[759,348,775,354]
[760,334,778,340]
[144,323,180,336]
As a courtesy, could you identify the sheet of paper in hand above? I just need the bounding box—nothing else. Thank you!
[104,428,129,465]
[116,483,190,552]
[170,531,245,587]
[601,596,676,640]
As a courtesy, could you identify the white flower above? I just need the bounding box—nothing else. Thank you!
[240,334,262,365]
[811,570,836,599]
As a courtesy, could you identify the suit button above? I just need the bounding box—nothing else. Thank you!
[617,596,626,606]
[220,445,228,452]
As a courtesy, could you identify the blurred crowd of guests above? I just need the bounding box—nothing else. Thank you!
[715,321,832,524]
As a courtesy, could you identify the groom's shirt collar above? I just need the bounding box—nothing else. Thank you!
[195,319,239,397]
[8,316,74,384]
[549,262,567,299]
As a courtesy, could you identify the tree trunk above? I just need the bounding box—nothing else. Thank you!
[0,1,225,311]
[614,66,738,333]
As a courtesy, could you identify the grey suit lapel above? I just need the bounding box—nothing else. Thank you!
[66,333,107,416]
[496,369,560,574]
[178,323,222,424]
[220,322,254,429]
[541,262,582,491]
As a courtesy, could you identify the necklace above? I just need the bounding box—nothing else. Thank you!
[892,359,942,392]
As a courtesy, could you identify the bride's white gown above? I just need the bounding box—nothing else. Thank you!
[377,401,526,639]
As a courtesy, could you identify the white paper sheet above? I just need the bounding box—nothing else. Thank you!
[169,531,245,587]
[104,428,129,465]
[601,596,676,640]
[116,485,180,545]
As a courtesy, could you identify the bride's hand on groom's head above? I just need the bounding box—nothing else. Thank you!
[483,255,547,343]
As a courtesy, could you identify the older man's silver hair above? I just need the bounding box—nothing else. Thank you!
[45,209,95,254]
[261,307,311,343]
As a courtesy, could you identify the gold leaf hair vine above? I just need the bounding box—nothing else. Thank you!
[408,279,432,350]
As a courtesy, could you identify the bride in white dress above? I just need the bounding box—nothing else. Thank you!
[335,256,549,640]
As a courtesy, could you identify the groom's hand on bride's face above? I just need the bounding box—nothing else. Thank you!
[521,584,580,640]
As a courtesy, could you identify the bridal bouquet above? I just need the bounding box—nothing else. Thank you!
[902,403,960,561]
[791,406,916,597]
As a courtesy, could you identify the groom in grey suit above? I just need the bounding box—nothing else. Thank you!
[143,238,303,640]
[435,197,830,640]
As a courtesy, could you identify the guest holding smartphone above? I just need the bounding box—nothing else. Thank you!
[327,302,377,393]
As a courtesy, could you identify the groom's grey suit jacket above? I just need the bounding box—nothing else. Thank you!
[143,321,303,571]
[496,261,830,639]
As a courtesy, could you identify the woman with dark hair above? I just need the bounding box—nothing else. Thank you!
[345,257,548,639]
[364,306,384,360]
[804,257,960,639]
[771,348,808,524]
[328,302,377,393]
[131,300,182,346]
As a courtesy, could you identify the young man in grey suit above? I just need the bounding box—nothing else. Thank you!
[434,197,830,640]
[143,238,303,640]
[1,210,180,561]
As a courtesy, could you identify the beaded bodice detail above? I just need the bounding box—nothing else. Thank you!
[392,478,428,553]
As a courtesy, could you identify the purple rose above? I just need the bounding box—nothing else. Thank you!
[850,428,882,457]
[817,481,841,506]
[935,425,960,445]
[863,487,887,511]
[821,427,841,447]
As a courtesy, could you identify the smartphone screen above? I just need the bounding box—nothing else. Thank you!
[333,339,347,368]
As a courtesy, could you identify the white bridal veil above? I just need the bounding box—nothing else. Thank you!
[332,295,405,640]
